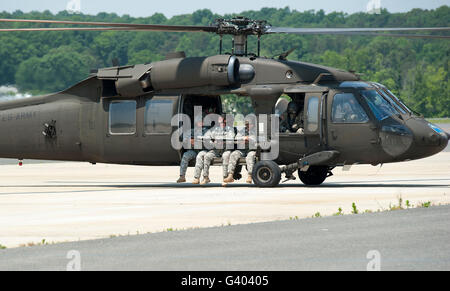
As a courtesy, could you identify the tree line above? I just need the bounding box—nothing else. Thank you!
[0,6,448,117]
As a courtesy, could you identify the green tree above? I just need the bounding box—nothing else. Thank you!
[15,46,95,93]
[0,7,448,117]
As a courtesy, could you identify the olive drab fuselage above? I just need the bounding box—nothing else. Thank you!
[0,55,448,169]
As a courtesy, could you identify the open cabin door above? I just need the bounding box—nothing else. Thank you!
[277,87,328,164]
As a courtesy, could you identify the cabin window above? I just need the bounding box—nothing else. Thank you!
[332,93,369,123]
[109,100,137,135]
[306,96,320,132]
[144,99,175,134]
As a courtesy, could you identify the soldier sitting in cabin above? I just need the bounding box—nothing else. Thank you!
[280,101,305,134]
[223,120,258,185]
[192,115,234,185]
[177,115,209,183]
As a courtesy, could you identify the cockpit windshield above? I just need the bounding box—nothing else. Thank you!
[360,89,400,121]
[371,83,412,114]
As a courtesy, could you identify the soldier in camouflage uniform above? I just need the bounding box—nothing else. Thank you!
[280,101,304,134]
[177,117,209,183]
[193,115,234,185]
[223,121,257,184]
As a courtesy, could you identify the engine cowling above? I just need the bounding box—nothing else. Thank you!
[150,55,241,90]
[97,55,254,97]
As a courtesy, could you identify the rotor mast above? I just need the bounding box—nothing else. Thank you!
[215,17,268,56]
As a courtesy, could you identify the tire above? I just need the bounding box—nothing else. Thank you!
[298,166,329,186]
[252,161,281,188]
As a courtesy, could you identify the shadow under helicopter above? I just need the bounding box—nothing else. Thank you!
[0,179,448,195]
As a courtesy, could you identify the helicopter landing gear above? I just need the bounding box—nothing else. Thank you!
[252,161,282,188]
[279,151,339,186]
[298,166,333,186]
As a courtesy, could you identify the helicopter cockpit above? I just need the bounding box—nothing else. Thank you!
[337,81,412,120]
[335,81,448,162]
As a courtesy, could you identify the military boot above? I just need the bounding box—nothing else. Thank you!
[223,174,234,183]
[192,178,200,185]
[177,176,186,183]
[246,175,253,184]
[200,177,211,185]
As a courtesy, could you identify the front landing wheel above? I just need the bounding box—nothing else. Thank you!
[252,161,281,188]
[298,166,329,186]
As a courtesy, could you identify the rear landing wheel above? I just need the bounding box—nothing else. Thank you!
[298,166,329,186]
[253,161,281,188]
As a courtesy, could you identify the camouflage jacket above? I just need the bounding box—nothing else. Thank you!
[280,111,304,133]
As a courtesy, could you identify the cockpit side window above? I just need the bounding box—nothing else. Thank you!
[306,96,320,132]
[332,93,369,123]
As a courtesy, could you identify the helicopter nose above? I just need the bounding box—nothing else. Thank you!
[399,119,448,161]
[444,131,450,146]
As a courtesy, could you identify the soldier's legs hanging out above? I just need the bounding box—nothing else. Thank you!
[202,151,217,178]
[180,150,197,177]
[224,150,243,183]
[229,151,244,175]
[246,151,257,184]
[246,151,257,174]
[193,151,207,180]
[222,151,232,178]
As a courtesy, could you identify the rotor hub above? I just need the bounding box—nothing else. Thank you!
[215,17,270,56]
[215,17,270,36]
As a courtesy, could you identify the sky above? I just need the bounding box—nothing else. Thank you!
[0,0,449,18]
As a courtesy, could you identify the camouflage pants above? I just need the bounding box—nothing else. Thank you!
[222,151,232,178]
[228,150,257,175]
[228,150,244,174]
[245,151,257,174]
[194,150,218,179]
[179,150,197,177]
[203,150,219,178]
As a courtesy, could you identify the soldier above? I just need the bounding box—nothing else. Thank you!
[193,115,234,185]
[280,101,304,134]
[177,116,208,183]
[223,120,257,185]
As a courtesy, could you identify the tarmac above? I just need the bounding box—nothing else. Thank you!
[2,205,449,271]
[0,149,449,248]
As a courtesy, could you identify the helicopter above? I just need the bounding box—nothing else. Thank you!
[0,17,449,187]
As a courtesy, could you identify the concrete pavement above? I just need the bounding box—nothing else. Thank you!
[1,205,449,271]
[0,151,449,248]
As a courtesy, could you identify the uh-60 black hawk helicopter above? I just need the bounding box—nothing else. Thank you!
[0,17,449,187]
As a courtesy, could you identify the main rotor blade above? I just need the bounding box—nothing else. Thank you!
[342,32,450,39]
[0,27,144,32]
[267,27,450,34]
[0,18,217,33]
